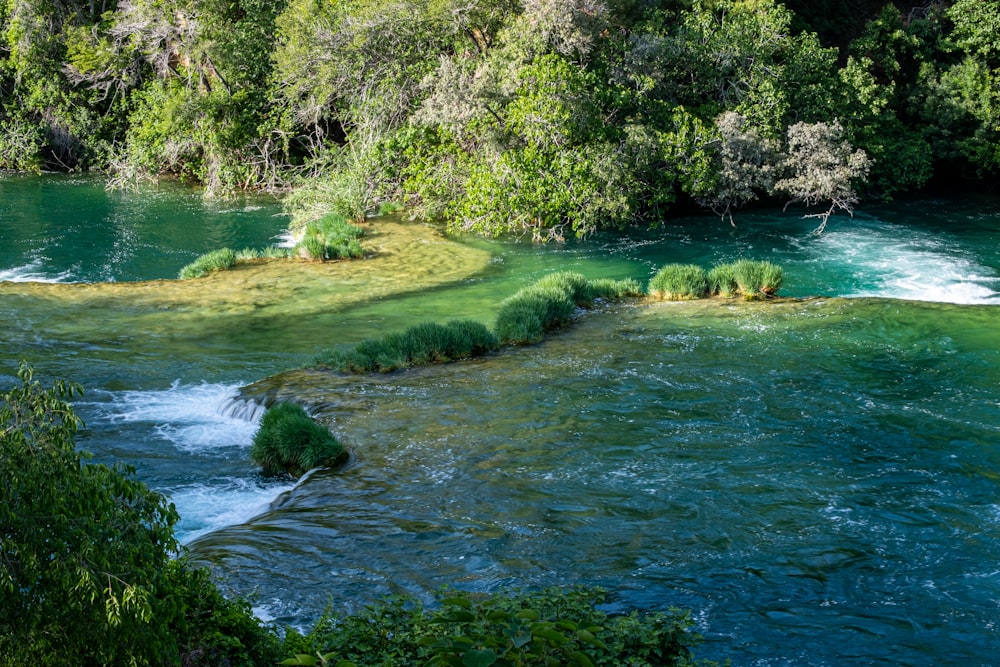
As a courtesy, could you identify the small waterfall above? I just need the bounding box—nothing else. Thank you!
[219,394,268,422]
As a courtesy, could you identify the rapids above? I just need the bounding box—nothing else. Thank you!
[2,174,999,665]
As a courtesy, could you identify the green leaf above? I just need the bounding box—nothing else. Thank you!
[462,649,497,667]
[532,628,570,645]
[569,651,596,667]
[442,596,473,608]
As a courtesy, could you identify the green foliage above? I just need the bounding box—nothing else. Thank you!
[165,559,283,666]
[729,259,784,299]
[251,402,347,477]
[648,264,709,300]
[296,214,366,261]
[314,320,500,373]
[0,363,283,666]
[283,587,708,667]
[0,362,177,665]
[179,247,238,279]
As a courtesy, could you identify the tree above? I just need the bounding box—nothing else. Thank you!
[695,111,778,225]
[0,363,281,666]
[0,363,179,664]
[774,120,871,233]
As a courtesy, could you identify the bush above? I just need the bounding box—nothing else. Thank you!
[312,320,500,373]
[707,264,739,298]
[730,259,783,299]
[0,364,281,667]
[648,264,709,300]
[280,587,709,667]
[250,402,347,477]
[296,214,365,261]
[179,247,238,278]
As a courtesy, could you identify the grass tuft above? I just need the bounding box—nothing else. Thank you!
[648,264,709,300]
[178,248,237,279]
[730,259,784,299]
[313,319,500,373]
[250,402,347,477]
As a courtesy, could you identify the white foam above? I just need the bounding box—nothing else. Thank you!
[100,381,260,453]
[0,258,75,283]
[811,223,1000,304]
[170,477,295,544]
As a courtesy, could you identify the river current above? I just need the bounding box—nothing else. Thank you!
[1,174,998,665]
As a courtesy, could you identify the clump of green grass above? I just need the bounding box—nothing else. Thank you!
[178,248,237,279]
[589,277,645,300]
[296,213,365,260]
[708,263,739,298]
[494,283,578,345]
[313,319,500,373]
[648,264,709,300]
[250,402,347,477]
[731,259,784,299]
[235,246,292,260]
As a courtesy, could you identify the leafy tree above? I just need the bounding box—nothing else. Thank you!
[0,362,179,664]
[0,363,281,666]
[695,111,777,224]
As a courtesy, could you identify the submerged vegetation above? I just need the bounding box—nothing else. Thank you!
[1,0,997,236]
[312,273,643,372]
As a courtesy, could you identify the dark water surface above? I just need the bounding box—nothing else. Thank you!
[2,175,999,665]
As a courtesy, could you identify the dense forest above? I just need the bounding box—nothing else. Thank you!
[1,0,997,238]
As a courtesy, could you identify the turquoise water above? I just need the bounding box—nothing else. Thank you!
[2,175,999,665]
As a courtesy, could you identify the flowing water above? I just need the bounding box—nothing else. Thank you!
[2,174,999,665]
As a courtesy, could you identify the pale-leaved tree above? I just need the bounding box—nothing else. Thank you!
[774,120,871,234]
[695,111,778,225]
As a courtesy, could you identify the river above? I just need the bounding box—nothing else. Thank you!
[1,174,998,665]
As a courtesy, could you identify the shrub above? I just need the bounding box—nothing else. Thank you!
[0,364,281,666]
[250,402,347,477]
[708,264,739,298]
[313,320,500,373]
[731,259,783,299]
[648,264,709,300]
[179,247,238,279]
[280,587,707,667]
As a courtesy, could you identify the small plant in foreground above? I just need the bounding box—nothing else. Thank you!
[648,264,709,300]
[280,587,710,667]
[730,259,783,299]
[250,402,347,477]
[179,247,237,278]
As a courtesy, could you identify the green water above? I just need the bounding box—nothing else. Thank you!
[2,175,999,665]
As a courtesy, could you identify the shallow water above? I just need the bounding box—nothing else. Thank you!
[2,175,999,665]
